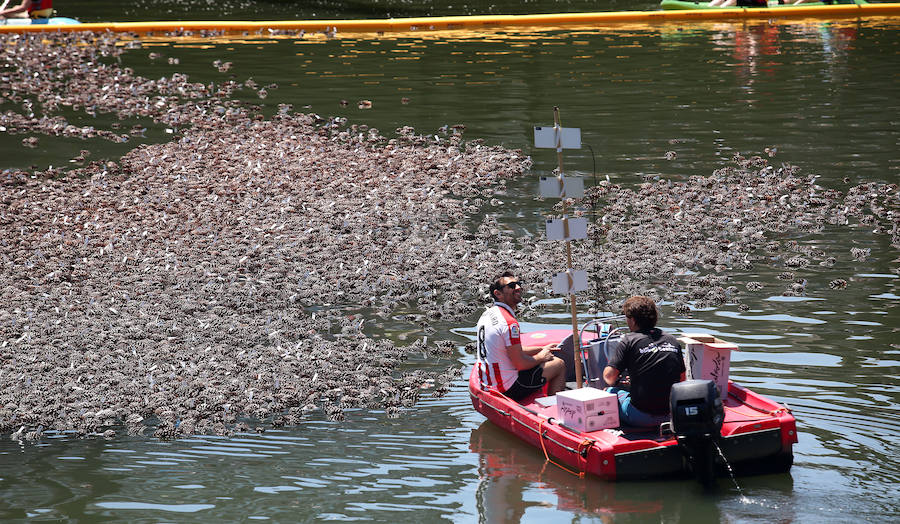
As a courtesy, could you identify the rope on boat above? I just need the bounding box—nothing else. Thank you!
[510,413,584,454]
[476,387,598,476]
[538,419,586,478]
[475,395,511,417]
[477,394,593,455]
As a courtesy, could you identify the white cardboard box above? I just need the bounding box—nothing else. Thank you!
[678,333,739,399]
[555,387,619,432]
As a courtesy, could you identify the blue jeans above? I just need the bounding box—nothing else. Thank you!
[607,387,670,428]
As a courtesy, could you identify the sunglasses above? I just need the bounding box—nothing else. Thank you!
[502,280,524,290]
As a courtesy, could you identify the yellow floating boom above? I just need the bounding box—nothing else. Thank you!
[2,4,900,35]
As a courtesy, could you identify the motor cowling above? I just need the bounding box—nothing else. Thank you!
[670,379,724,437]
[669,379,725,487]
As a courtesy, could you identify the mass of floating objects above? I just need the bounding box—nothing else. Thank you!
[0,32,897,440]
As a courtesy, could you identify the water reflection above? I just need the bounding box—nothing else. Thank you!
[467,420,801,522]
[703,20,862,101]
[471,421,663,522]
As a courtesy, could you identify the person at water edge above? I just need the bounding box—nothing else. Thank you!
[707,0,765,7]
[602,296,686,428]
[707,0,815,7]
[0,0,53,19]
[476,271,565,401]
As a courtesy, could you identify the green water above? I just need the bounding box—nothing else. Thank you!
[1,1,899,522]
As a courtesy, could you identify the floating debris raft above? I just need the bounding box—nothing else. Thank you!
[0,114,529,438]
[570,159,899,311]
[1,31,899,440]
[0,32,532,439]
[1,110,530,437]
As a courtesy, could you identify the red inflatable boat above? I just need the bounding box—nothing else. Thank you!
[469,328,797,482]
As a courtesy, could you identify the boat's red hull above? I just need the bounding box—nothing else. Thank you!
[469,334,797,481]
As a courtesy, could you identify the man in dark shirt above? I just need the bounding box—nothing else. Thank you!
[603,296,685,428]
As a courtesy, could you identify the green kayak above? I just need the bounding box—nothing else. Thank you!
[660,0,867,9]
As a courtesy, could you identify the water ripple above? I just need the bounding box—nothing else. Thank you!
[94,502,214,512]
[253,485,302,494]
[716,311,827,324]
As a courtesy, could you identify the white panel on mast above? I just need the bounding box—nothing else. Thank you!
[551,270,588,295]
[539,175,585,199]
[534,126,581,150]
[546,216,588,241]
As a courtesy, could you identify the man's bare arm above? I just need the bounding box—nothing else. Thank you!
[603,365,620,387]
[507,343,554,370]
[522,342,558,356]
[0,1,32,17]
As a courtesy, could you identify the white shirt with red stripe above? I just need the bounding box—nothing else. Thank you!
[476,302,521,392]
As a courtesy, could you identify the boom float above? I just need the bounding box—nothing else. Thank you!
[1,4,900,35]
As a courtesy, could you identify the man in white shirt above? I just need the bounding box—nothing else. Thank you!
[476,271,565,401]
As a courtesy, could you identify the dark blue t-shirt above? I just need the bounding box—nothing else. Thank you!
[607,329,685,414]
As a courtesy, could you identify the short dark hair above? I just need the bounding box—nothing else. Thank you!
[489,271,516,300]
[623,296,658,330]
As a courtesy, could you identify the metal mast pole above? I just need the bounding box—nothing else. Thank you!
[553,107,583,389]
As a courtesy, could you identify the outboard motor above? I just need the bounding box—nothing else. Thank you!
[669,379,725,488]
